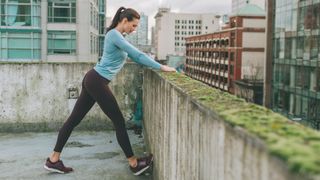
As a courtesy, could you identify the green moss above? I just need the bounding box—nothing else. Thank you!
[159,71,320,176]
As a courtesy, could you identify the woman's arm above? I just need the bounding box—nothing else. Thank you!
[111,31,176,72]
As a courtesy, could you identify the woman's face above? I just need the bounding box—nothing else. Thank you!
[123,18,139,34]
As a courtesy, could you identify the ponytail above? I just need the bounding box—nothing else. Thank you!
[106,7,140,33]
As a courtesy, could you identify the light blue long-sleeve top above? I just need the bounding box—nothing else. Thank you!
[94,29,161,81]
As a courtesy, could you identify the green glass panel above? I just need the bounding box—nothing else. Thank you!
[48,6,52,16]
[33,49,40,58]
[0,4,4,15]
[71,39,76,48]
[8,49,31,59]
[8,33,30,38]
[55,3,69,7]
[54,7,69,17]
[18,0,31,3]
[16,5,31,15]
[32,17,39,26]
[8,38,31,48]
[53,17,68,22]
[54,39,68,49]
[1,38,7,46]
[1,50,7,58]
[33,39,40,47]
[71,7,75,17]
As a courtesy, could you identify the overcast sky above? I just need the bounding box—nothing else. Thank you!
[106,0,232,39]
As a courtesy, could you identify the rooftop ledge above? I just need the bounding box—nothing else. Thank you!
[156,70,320,176]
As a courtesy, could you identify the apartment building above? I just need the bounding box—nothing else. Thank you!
[154,8,221,60]
[0,0,106,62]
[185,4,265,103]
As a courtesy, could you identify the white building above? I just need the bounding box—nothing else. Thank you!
[232,0,265,13]
[0,0,106,62]
[154,8,221,60]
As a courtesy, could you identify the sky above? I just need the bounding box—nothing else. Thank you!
[106,0,232,39]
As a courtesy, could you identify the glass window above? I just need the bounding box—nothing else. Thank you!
[0,0,40,27]
[294,95,302,117]
[273,63,280,84]
[0,31,41,60]
[297,36,304,59]
[98,0,105,12]
[281,64,290,86]
[48,1,76,23]
[285,38,292,59]
[310,36,318,59]
[296,66,310,89]
[312,3,320,29]
[317,70,320,91]
[298,5,307,31]
[47,31,76,54]
[301,96,308,118]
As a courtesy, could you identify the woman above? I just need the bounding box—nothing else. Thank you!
[44,7,176,175]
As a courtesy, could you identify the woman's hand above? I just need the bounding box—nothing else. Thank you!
[160,65,177,72]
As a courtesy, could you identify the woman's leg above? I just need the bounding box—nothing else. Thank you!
[88,84,134,159]
[83,70,134,160]
[50,78,96,162]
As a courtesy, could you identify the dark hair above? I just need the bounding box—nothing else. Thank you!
[106,7,140,33]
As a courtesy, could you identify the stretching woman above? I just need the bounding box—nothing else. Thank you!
[44,7,176,176]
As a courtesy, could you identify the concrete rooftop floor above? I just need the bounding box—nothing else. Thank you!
[0,130,152,180]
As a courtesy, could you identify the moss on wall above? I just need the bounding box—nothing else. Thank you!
[159,71,320,176]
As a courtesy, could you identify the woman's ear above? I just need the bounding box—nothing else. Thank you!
[122,17,128,23]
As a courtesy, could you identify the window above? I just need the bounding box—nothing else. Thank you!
[310,35,318,59]
[0,31,41,60]
[47,31,76,54]
[0,0,40,27]
[99,0,105,12]
[230,52,234,61]
[99,14,105,34]
[296,66,310,89]
[48,0,76,23]
[284,38,292,59]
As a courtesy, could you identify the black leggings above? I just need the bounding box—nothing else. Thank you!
[53,69,134,158]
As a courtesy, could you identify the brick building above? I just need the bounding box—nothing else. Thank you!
[185,4,265,104]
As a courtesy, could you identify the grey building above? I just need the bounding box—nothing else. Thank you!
[266,0,320,129]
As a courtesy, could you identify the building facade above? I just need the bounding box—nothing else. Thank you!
[98,0,106,59]
[185,5,265,100]
[270,0,320,129]
[154,8,221,60]
[0,0,106,62]
[232,0,266,13]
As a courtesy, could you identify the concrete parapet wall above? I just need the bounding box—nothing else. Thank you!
[142,69,320,180]
[0,62,142,132]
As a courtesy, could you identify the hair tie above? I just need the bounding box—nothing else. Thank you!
[121,8,126,12]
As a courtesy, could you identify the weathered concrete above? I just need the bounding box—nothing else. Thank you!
[0,130,152,180]
[0,62,143,132]
[142,69,320,180]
